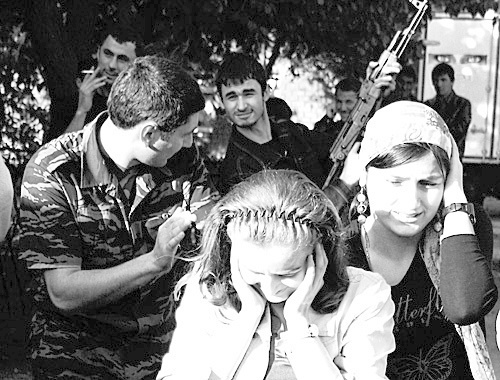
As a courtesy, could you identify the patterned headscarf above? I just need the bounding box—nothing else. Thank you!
[359,101,453,169]
[359,101,496,379]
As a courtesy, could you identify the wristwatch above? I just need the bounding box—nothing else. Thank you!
[441,203,476,225]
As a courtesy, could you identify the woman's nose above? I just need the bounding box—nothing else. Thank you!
[259,276,281,296]
[399,183,421,207]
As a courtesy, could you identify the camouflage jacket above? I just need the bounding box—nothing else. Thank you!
[18,114,215,378]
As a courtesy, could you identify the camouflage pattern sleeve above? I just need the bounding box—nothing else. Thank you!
[18,159,83,270]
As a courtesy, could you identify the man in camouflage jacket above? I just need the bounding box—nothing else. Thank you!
[18,56,216,379]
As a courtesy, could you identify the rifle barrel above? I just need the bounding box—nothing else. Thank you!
[322,0,428,190]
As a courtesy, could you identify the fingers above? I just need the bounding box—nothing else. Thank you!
[350,141,361,153]
[82,66,101,79]
[144,213,169,229]
[162,209,196,232]
[230,247,249,291]
[381,60,401,76]
[80,76,107,92]
[443,136,466,204]
[446,137,464,184]
[314,243,328,280]
[339,142,361,188]
[80,67,106,92]
[229,250,243,286]
[306,244,327,292]
[448,138,463,173]
[157,209,196,248]
[144,205,181,229]
[298,245,326,297]
[301,254,316,286]
[367,59,401,87]
[366,61,378,76]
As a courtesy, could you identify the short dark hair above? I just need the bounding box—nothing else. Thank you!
[266,97,292,122]
[335,77,362,94]
[398,65,417,81]
[432,63,455,82]
[215,53,268,95]
[98,22,145,56]
[108,55,205,131]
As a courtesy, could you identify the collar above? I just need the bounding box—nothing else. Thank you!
[233,120,274,144]
[79,114,114,188]
[436,90,456,103]
[79,114,171,188]
[232,121,284,139]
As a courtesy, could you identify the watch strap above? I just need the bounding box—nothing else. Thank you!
[441,202,476,225]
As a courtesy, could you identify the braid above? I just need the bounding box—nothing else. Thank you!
[181,170,349,314]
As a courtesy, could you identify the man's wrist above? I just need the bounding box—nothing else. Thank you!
[147,250,175,275]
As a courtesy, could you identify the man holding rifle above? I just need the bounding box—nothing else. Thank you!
[215,53,399,217]
[314,77,362,140]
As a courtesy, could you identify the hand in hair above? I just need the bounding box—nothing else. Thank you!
[150,208,197,272]
[443,137,466,206]
[441,137,475,238]
[284,242,327,333]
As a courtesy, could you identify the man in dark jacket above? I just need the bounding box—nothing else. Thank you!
[215,53,398,217]
[313,77,361,140]
[425,62,471,159]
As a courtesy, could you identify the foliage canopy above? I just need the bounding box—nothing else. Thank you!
[0,0,498,177]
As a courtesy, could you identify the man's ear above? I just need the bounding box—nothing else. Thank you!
[140,124,159,148]
[216,93,225,110]
[263,85,271,102]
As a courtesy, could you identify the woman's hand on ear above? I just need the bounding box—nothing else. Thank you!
[230,251,266,316]
[284,242,327,332]
[443,137,467,206]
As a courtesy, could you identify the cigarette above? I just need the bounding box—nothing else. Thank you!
[81,70,94,74]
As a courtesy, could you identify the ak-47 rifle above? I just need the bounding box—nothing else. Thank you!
[322,0,428,190]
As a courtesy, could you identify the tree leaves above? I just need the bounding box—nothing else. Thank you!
[1,0,499,176]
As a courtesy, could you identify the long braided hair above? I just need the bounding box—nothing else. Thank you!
[176,169,349,314]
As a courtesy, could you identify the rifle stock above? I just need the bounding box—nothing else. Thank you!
[322,0,428,189]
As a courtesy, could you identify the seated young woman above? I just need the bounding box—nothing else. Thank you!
[157,169,395,379]
[347,101,498,379]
